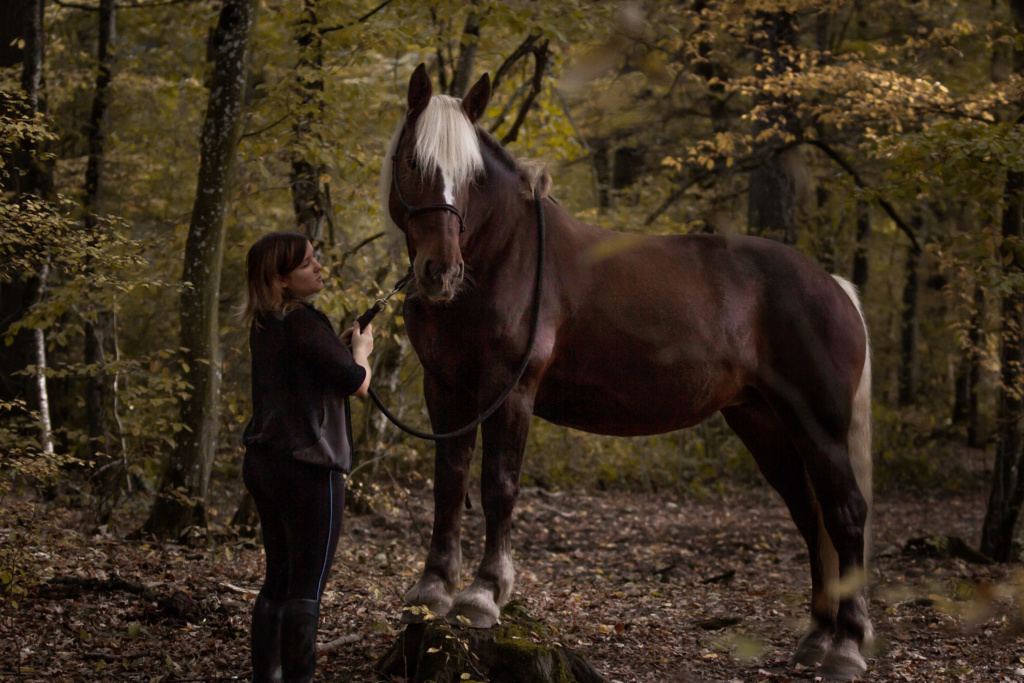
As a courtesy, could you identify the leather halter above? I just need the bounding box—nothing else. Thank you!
[390,125,467,234]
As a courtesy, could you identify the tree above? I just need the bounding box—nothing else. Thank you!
[81,0,117,463]
[290,0,333,247]
[142,0,257,539]
[1,0,55,455]
[747,10,799,245]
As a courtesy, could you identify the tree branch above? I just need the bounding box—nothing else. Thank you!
[500,40,550,146]
[321,0,395,34]
[491,32,541,94]
[54,0,202,10]
[802,138,922,253]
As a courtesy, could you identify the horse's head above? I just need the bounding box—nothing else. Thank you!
[382,63,491,303]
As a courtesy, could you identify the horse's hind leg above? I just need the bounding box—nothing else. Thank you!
[447,389,532,628]
[785,417,871,680]
[764,375,872,681]
[403,374,479,623]
[722,402,838,668]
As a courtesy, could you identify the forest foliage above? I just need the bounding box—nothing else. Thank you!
[2,0,1024,555]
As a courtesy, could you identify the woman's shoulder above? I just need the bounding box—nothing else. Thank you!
[283,302,333,330]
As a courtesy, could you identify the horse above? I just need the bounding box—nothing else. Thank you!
[380,63,873,680]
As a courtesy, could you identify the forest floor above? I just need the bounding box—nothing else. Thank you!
[2,481,1023,682]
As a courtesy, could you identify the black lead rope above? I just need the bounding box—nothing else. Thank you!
[360,187,546,442]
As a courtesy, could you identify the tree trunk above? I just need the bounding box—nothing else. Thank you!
[980,0,1024,561]
[83,0,116,462]
[953,285,985,447]
[449,4,481,97]
[377,603,606,683]
[0,0,55,452]
[143,0,256,540]
[290,0,333,248]
[852,200,870,290]
[592,138,610,211]
[981,169,1024,560]
[898,237,924,407]
[747,11,797,245]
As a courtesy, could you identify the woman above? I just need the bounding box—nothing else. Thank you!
[240,232,373,682]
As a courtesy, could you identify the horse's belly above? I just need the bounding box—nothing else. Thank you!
[533,365,745,437]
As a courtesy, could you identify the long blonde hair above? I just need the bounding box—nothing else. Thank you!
[240,232,310,328]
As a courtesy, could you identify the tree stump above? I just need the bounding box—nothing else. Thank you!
[376,601,607,683]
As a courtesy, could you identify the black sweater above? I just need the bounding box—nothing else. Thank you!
[242,303,366,472]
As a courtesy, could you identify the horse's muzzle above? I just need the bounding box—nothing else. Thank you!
[417,259,464,302]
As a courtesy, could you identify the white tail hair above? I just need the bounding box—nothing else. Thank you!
[820,275,873,608]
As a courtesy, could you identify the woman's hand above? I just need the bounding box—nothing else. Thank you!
[346,323,374,362]
[345,323,373,397]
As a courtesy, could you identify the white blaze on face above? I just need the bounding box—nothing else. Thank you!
[442,172,456,206]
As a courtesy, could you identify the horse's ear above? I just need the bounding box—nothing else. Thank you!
[462,72,491,124]
[408,62,432,117]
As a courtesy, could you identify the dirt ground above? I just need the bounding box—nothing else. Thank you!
[3,483,1023,682]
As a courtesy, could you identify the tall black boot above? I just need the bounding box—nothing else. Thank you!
[281,599,320,683]
[251,594,284,683]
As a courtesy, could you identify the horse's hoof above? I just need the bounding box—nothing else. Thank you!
[790,628,830,667]
[447,587,500,629]
[819,639,868,680]
[403,575,454,622]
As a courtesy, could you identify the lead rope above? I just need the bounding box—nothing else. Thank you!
[362,187,546,442]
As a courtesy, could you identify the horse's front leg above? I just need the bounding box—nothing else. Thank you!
[447,389,533,628]
[403,371,478,623]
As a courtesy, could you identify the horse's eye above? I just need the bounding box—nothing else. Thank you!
[407,154,417,171]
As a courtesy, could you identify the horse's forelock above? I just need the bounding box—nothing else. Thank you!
[413,95,484,192]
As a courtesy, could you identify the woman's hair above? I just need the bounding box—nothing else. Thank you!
[240,232,310,327]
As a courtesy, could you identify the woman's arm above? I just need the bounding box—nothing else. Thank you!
[288,307,369,397]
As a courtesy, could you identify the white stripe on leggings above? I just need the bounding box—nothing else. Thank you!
[316,474,333,597]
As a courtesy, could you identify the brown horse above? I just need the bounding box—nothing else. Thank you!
[381,63,873,680]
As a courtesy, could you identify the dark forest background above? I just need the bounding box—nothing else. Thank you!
[3,0,1024,578]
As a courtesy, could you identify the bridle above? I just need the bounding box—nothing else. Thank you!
[363,122,546,442]
[388,125,467,235]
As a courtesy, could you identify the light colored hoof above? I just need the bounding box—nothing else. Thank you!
[403,575,453,623]
[790,628,830,667]
[447,586,500,629]
[819,638,868,680]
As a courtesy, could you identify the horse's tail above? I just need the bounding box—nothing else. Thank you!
[831,275,873,568]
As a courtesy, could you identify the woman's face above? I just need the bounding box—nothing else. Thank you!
[279,241,323,299]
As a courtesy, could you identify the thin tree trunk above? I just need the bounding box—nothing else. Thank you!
[747,11,798,245]
[83,0,116,462]
[981,169,1024,560]
[953,285,985,447]
[898,241,923,407]
[33,264,53,454]
[980,0,1024,561]
[449,3,481,97]
[143,0,256,540]
[852,200,870,290]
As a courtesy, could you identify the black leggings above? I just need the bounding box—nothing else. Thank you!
[243,449,346,602]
